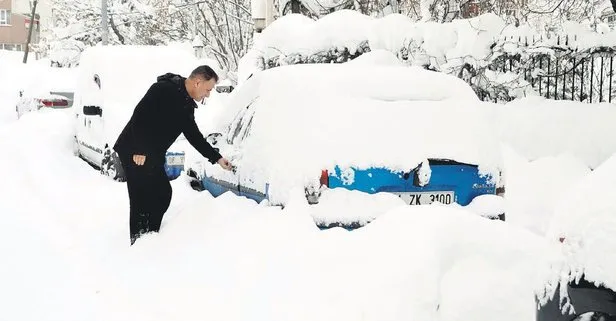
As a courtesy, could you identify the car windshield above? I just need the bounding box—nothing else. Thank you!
[225,101,255,145]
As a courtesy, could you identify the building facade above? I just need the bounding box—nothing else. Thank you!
[0,0,40,51]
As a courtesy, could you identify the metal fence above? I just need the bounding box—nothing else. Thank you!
[486,37,616,104]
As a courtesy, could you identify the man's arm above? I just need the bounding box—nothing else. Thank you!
[182,112,223,164]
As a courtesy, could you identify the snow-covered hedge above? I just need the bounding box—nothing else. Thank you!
[241,10,616,103]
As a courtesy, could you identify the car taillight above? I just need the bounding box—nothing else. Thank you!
[38,99,68,107]
[53,99,68,107]
[320,169,329,187]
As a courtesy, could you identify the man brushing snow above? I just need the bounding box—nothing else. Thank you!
[114,65,233,246]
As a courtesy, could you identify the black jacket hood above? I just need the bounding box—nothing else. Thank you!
[157,73,185,85]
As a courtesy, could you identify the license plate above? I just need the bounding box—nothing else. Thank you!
[394,191,454,205]
[166,155,184,166]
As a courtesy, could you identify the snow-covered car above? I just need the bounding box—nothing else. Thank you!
[536,155,616,321]
[16,67,76,119]
[186,63,505,227]
[72,45,200,181]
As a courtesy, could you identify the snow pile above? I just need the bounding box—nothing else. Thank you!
[309,188,406,226]
[113,193,549,321]
[229,64,501,204]
[254,11,371,62]
[500,145,590,235]
[0,89,583,321]
[494,97,616,169]
[444,13,506,65]
[544,153,616,292]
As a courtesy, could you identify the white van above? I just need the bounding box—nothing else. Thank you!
[72,45,199,181]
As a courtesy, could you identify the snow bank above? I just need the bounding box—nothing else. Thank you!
[0,104,561,321]
[255,11,371,60]
[229,64,500,204]
[309,188,406,226]
[114,193,549,321]
[500,145,590,235]
[543,153,616,292]
[494,97,616,169]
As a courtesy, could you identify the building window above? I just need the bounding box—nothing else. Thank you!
[0,43,23,51]
[0,9,11,26]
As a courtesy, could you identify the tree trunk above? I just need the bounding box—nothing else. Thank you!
[109,14,126,44]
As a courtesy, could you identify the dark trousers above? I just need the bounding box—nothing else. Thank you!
[119,154,172,245]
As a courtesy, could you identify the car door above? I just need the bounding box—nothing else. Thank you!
[196,106,250,199]
[226,100,268,202]
[77,73,105,165]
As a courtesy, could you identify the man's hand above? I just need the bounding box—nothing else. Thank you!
[133,154,146,166]
[217,157,233,171]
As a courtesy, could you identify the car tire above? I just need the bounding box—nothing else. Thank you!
[101,145,126,182]
[186,168,205,191]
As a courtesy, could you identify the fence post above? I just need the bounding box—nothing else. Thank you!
[531,56,535,86]
[562,59,567,100]
[600,56,605,103]
[555,58,559,100]
[566,34,569,47]
[572,58,576,100]
[591,57,595,103]
[581,59,585,102]
[610,56,614,103]
[547,58,551,99]
[539,57,543,96]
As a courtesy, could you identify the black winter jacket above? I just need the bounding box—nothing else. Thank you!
[113,73,222,166]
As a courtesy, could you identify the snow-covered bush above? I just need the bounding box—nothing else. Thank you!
[241,10,616,103]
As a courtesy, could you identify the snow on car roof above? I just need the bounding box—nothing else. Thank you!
[75,45,201,143]
[220,63,500,204]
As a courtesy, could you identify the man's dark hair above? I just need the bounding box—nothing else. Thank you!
[189,65,219,82]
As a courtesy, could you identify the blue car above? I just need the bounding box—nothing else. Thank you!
[187,64,505,228]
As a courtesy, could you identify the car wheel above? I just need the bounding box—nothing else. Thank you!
[186,168,204,191]
[101,145,126,182]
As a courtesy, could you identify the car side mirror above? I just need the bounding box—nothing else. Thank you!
[216,85,234,93]
[83,105,102,116]
[206,132,222,146]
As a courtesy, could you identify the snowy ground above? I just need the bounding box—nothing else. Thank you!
[2,56,616,321]
[0,96,576,321]
[1,108,558,321]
